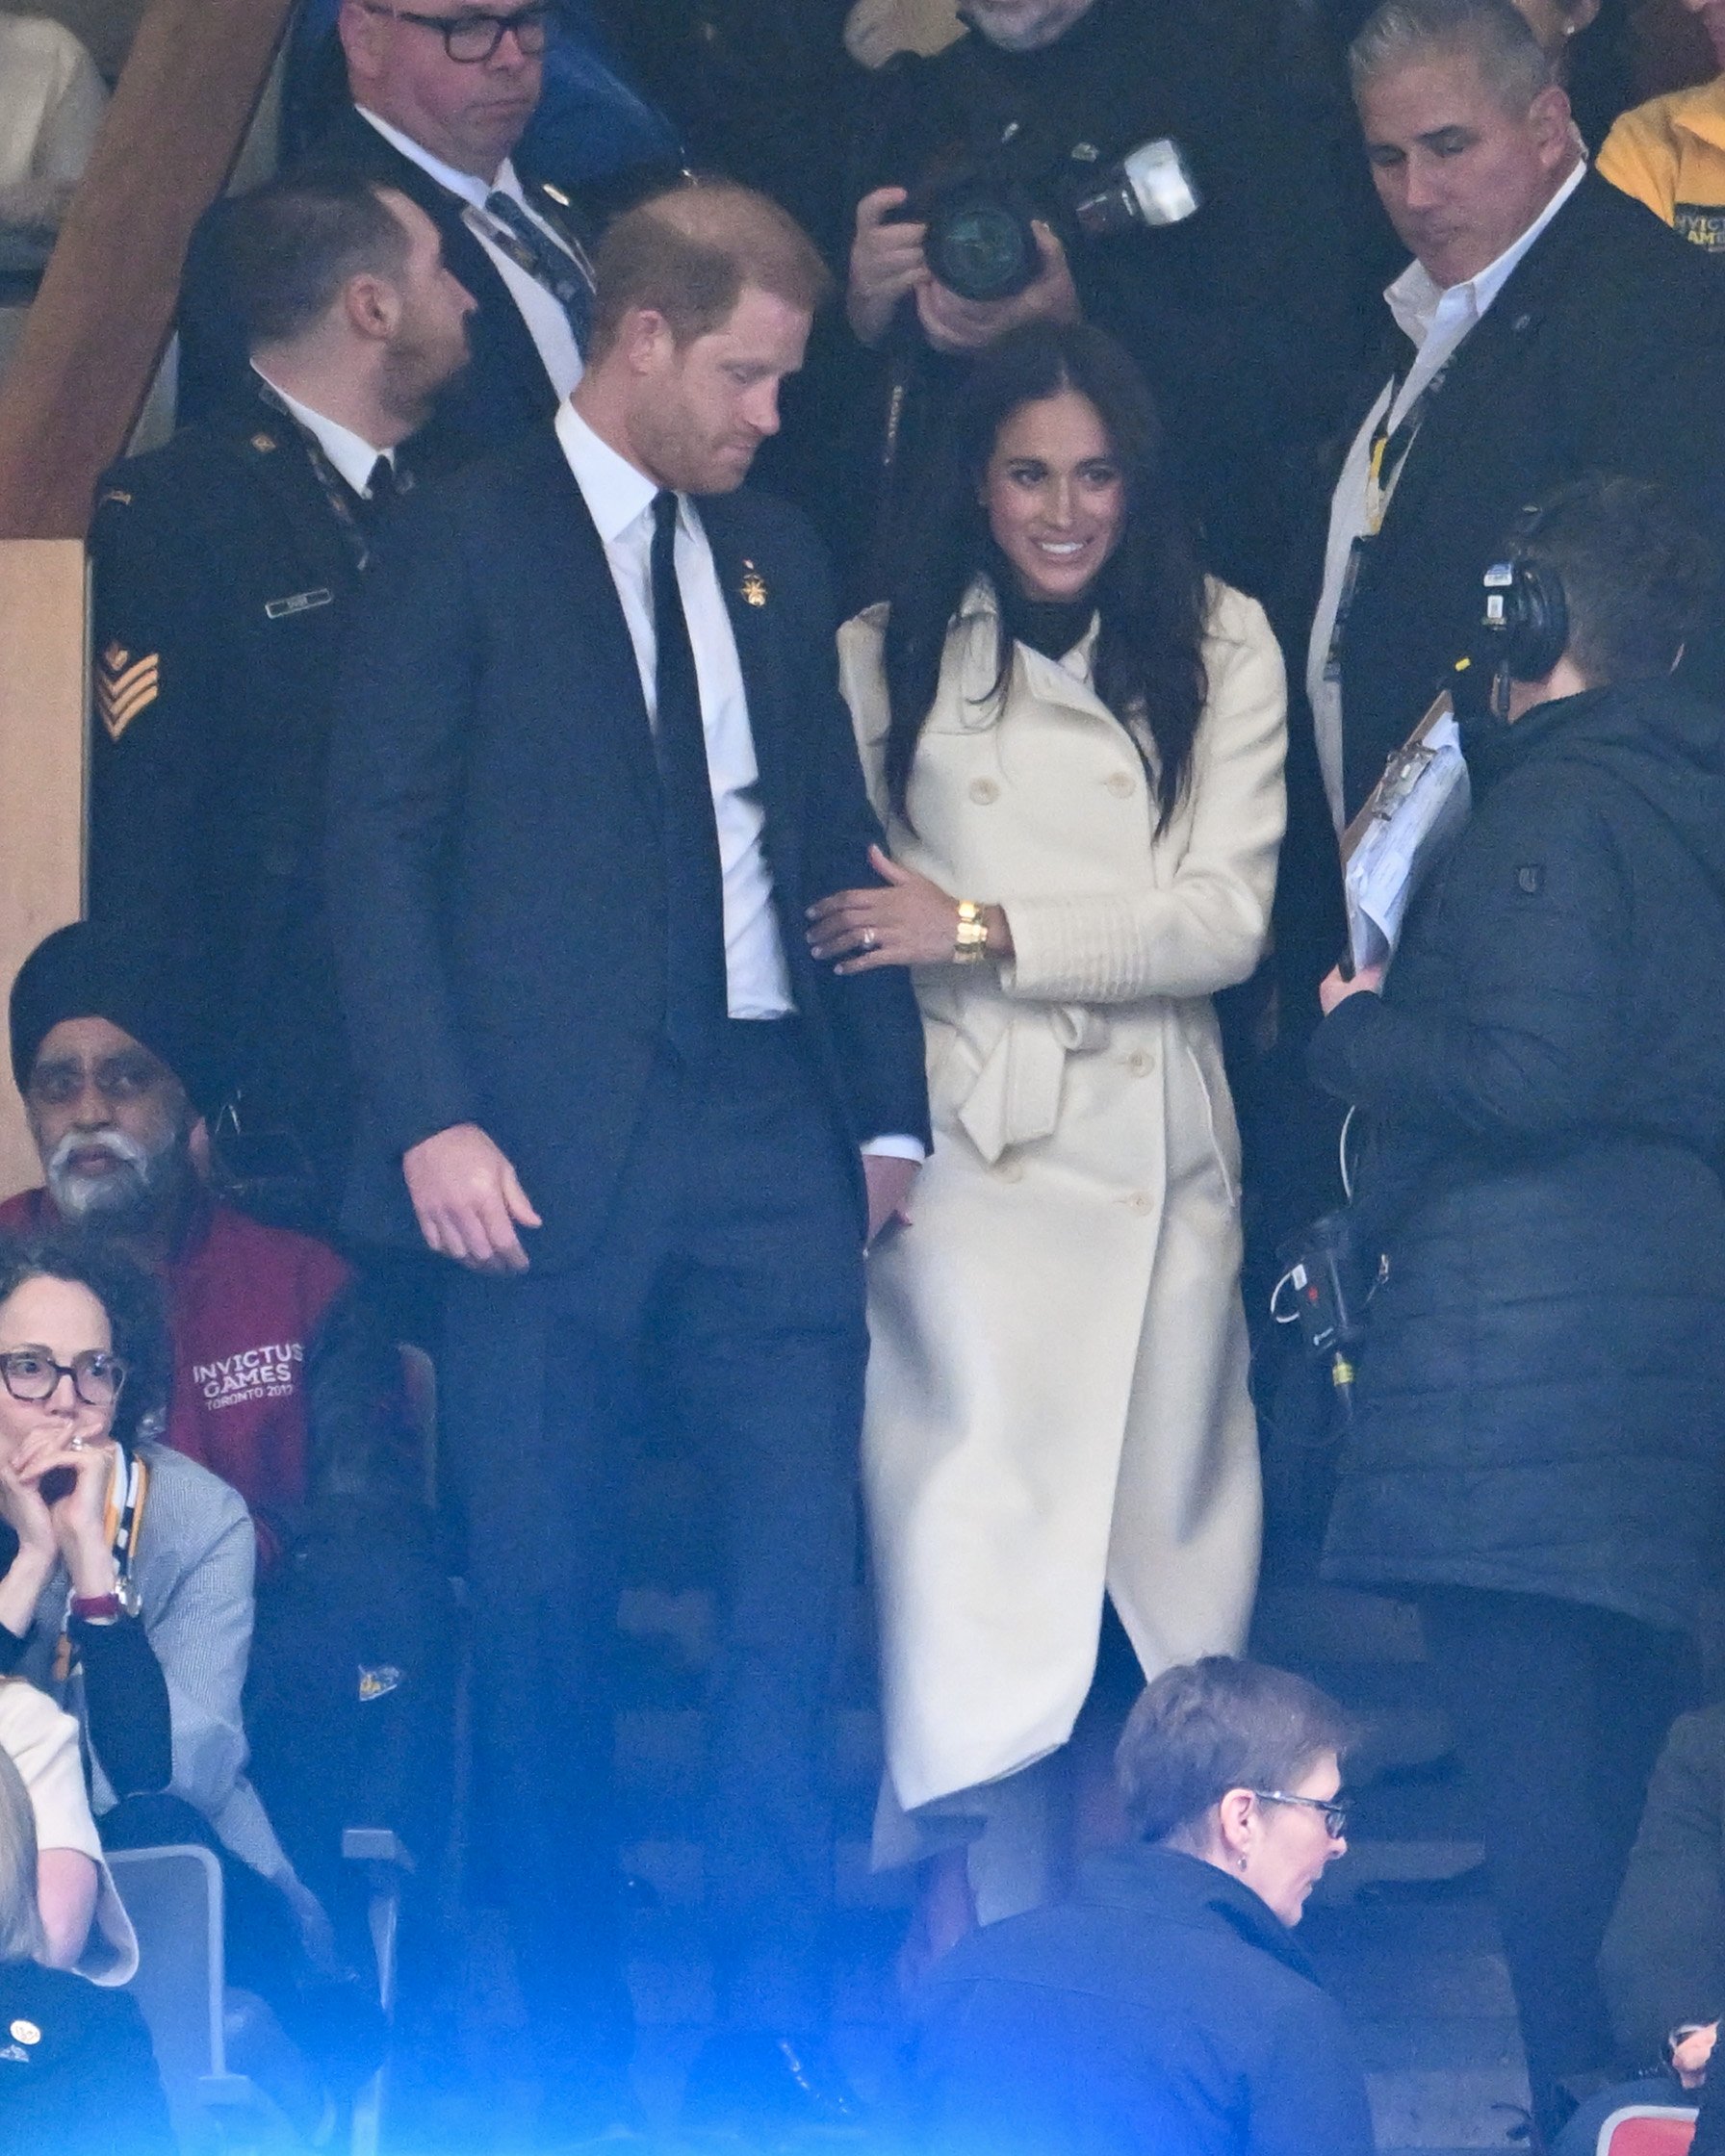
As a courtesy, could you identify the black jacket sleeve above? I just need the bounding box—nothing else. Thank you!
[1309,781,1632,1140]
[790,526,933,1149]
[1600,1707,1725,2068]
[325,486,485,1157]
[75,1614,174,1799]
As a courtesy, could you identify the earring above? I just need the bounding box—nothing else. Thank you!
[1235,1855,1248,1873]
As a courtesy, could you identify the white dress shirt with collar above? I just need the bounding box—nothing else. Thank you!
[357,106,582,399]
[1306,157,1586,830]
[251,364,394,496]
[553,401,922,1161]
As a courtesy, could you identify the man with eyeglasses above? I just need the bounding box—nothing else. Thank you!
[186,0,600,469]
[0,921,455,1994]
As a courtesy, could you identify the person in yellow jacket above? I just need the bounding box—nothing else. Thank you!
[1599,0,1725,253]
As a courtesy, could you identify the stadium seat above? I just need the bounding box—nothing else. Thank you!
[1598,2103,1699,2156]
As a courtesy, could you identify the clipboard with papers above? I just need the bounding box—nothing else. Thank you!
[1341,688,1473,973]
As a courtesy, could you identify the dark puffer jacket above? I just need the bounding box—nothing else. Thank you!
[1309,679,1725,1630]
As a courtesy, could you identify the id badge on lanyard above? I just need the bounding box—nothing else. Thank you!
[1323,361,1451,685]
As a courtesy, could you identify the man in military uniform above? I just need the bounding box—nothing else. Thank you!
[90,170,474,1228]
[842,0,1375,594]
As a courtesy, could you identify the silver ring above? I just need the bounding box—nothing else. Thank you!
[862,928,877,951]
[67,1435,87,1450]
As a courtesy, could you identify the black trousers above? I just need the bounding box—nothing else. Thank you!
[1417,1587,1693,2136]
[442,1021,867,2074]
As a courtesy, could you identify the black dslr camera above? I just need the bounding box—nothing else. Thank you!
[907,131,1203,306]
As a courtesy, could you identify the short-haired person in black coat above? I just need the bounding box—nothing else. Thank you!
[1309,474,1725,2141]
[913,1656,1373,2156]
[325,181,931,2139]
[1298,0,1725,840]
[90,171,474,1226]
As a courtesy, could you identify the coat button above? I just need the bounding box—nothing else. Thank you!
[1124,1049,1155,1077]
[1105,771,1135,797]
[968,777,1001,805]
[1122,1191,1153,1214]
[993,1157,1024,1183]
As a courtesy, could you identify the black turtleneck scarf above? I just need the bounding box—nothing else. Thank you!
[996,576,1096,665]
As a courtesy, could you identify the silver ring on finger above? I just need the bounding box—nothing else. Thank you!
[67,1435,87,1450]
[862,927,877,951]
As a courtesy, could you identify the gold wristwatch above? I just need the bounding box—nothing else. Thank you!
[953,900,990,963]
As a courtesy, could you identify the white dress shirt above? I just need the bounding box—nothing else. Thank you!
[358,108,583,399]
[554,403,922,1160]
[1306,158,1586,830]
[251,365,394,496]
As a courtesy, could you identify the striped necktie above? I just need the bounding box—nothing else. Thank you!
[482,189,593,352]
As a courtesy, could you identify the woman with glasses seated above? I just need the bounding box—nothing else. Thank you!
[0,1235,380,2110]
[911,1656,1374,2156]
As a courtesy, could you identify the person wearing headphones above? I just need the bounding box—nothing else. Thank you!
[1306,472,1725,2143]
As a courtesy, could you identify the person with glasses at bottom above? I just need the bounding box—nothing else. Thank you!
[912,1656,1373,2156]
[0,1236,384,2122]
[182,0,604,468]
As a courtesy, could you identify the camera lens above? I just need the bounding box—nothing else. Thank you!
[926,192,1041,304]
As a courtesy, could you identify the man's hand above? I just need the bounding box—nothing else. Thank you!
[863,1152,920,1245]
[403,1122,542,1274]
[1319,962,1385,1016]
[849,186,931,346]
[915,220,1080,354]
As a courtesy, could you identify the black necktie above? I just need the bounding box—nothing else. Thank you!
[650,490,728,1063]
[483,189,594,352]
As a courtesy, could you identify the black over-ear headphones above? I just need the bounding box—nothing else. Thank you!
[1480,553,1570,684]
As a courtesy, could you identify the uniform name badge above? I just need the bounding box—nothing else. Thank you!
[265,588,335,620]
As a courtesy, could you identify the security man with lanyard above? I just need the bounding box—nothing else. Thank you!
[1302,0,1725,838]
[89,170,473,1229]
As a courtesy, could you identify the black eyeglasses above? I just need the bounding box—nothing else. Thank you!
[0,1346,128,1409]
[1249,1789,1349,1837]
[360,0,551,61]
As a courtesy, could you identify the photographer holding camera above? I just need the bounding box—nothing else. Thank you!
[842,0,1372,597]
[1309,473,1725,2145]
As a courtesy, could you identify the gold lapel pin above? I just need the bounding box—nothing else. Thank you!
[739,561,768,607]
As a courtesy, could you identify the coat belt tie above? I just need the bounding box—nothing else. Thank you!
[957,1005,1111,1162]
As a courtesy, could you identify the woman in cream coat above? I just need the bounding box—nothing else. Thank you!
[810,322,1286,1962]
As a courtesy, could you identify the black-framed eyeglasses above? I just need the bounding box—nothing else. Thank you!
[359,0,551,61]
[0,1346,128,1409]
[1249,1789,1349,1837]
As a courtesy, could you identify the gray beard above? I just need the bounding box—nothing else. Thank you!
[46,1131,183,1233]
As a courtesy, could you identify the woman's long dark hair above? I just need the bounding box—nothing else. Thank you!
[882,321,1210,831]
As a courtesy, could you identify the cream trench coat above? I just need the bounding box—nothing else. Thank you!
[841,578,1287,1814]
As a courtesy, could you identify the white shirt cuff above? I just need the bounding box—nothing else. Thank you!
[861,1134,926,1163]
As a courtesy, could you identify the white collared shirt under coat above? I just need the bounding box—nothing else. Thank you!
[554,399,794,1018]
[839,578,1286,1813]
[1306,158,1586,830]
[359,107,584,400]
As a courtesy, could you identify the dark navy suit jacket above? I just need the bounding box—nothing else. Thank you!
[325,425,931,1267]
